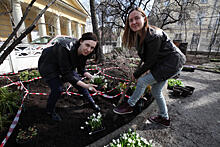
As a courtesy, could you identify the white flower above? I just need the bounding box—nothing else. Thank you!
[141,138,149,144]
[89,132,92,135]
[112,139,116,144]
[117,139,120,143]
[80,126,84,129]
[85,121,89,125]
[128,138,132,143]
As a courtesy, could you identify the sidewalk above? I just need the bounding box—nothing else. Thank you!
[88,68,220,147]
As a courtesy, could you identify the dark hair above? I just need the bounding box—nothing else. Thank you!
[122,7,149,49]
[77,32,99,59]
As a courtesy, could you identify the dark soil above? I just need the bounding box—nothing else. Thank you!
[0,62,153,147]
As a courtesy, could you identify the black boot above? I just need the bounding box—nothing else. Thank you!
[47,109,62,121]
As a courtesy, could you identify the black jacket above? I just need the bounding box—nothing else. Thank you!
[133,26,186,82]
[38,38,88,85]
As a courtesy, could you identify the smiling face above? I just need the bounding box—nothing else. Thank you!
[78,40,97,56]
[128,10,146,33]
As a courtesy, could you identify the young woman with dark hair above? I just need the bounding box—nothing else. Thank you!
[38,32,100,121]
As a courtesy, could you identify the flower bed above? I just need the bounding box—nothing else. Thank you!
[0,63,154,147]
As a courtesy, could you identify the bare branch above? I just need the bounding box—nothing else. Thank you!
[0,0,36,53]
[0,0,57,65]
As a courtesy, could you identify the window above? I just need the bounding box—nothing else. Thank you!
[175,33,182,40]
[196,11,205,25]
[191,33,200,45]
[49,25,55,36]
[200,0,207,4]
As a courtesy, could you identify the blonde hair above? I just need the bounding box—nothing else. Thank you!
[122,7,149,49]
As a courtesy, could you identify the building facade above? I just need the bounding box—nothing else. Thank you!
[0,0,89,43]
[150,0,220,53]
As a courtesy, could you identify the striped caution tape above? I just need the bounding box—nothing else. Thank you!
[0,92,28,147]
[0,66,132,146]
[0,72,16,76]
[22,76,42,83]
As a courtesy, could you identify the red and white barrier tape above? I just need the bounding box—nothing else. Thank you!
[0,66,132,146]
[0,92,28,147]
[0,72,16,76]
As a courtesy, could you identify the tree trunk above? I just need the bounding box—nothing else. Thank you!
[89,0,105,63]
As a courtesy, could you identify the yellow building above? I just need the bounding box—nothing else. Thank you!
[0,0,89,42]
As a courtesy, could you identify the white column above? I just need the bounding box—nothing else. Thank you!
[54,15,61,35]
[12,0,28,43]
[66,19,72,36]
[38,13,47,37]
[76,22,81,39]
[8,50,18,73]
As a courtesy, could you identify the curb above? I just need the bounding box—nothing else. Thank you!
[195,68,220,74]
[86,100,157,147]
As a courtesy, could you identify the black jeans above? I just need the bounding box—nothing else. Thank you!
[46,71,95,113]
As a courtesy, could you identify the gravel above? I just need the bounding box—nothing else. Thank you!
[136,69,220,147]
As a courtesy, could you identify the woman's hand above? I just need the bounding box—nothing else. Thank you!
[76,81,97,92]
[87,84,97,92]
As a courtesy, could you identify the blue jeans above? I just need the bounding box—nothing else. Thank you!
[128,72,168,119]
[46,71,94,113]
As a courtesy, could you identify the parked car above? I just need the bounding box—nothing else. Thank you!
[31,35,74,50]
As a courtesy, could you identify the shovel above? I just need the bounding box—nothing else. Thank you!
[117,60,142,106]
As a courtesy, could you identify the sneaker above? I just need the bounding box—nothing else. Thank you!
[47,112,62,121]
[148,115,170,127]
[113,102,133,115]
